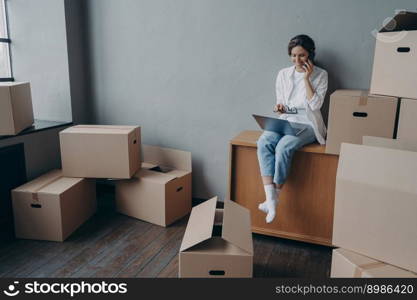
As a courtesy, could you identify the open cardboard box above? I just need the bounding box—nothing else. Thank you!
[0,82,34,135]
[370,11,417,99]
[60,125,141,179]
[325,90,397,155]
[116,145,192,227]
[179,197,253,278]
[331,248,417,278]
[333,143,417,273]
[12,169,96,242]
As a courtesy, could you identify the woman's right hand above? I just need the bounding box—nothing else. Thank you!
[274,104,286,113]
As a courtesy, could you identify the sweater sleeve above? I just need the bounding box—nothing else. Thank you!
[305,70,328,111]
[275,70,285,105]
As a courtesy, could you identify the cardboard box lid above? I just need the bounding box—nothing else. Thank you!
[379,11,417,33]
[133,168,179,184]
[334,248,417,277]
[180,197,253,255]
[180,197,217,252]
[143,145,192,172]
[13,169,83,196]
[61,125,138,135]
[0,81,29,88]
[221,199,253,254]
[331,89,396,101]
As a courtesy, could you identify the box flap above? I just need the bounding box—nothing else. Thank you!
[0,81,29,88]
[184,236,252,256]
[180,197,217,252]
[379,11,417,32]
[61,125,138,135]
[331,89,368,97]
[221,199,253,254]
[13,169,63,193]
[143,145,192,171]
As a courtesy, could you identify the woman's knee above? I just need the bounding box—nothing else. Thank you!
[257,131,280,148]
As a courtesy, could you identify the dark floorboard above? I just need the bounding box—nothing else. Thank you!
[0,184,332,278]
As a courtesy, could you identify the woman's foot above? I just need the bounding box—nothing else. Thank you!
[259,184,280,223]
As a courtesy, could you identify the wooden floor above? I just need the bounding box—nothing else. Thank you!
[0,184,333,278]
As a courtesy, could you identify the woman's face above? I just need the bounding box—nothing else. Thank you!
[290,46,309,70]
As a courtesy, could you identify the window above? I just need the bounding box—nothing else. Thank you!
[0,0,12,81]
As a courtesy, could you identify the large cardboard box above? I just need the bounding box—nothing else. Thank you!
[363,136,417,152]
[397,98,417,142]
[116,145,192,227]
[331,248,417,278]
[325,90,397,155]
[370,11,417,99]
[333,143,417,273]
[179,197,253,278]
[12,169,96,242]
[60,125,141,179]
[0,82,34,135]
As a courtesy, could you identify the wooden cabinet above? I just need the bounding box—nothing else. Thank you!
[228,131,338,246]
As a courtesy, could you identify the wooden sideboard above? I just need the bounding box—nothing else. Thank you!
[228,130,338,246]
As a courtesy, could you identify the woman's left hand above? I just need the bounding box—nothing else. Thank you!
[303,60,314,79]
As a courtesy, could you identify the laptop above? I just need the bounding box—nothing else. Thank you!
[252,114,308,136]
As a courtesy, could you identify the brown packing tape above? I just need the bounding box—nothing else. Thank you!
[30,175,64,204]
[358,91,368,106]
[353,261,385,277]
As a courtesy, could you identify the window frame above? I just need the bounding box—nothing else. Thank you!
[0,0,13,82]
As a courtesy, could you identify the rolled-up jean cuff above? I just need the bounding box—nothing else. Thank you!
[260,173,273,177]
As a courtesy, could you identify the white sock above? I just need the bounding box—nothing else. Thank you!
[258,185,279,213]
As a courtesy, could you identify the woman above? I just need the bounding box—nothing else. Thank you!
[257,34,328,223]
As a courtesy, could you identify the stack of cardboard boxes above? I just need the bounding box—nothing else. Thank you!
[11,125,193,242]
[0,82,34,136]
[328,11,417,278]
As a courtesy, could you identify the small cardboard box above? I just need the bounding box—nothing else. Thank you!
[12,169,96,242]
[397,98,417,142]
[115,145,192,227]
[333,143,417,273]
[325,90,398,155]
[363,136,417,152]
[370,11,417,99]
[179,197,253,278]
[60,125,141,179]
[0,82,34,135]
[331,248,417,278]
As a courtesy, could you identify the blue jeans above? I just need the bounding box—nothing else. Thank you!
[257,125,316,185]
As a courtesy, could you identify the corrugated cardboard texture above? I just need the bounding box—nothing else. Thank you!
[60,125,140,179]
[333,143,417,272]
[397,98,417,142]
[0,82,34,135]
[12,169,96,242]
[363,136,417,152]
[325,90,397,154]
[370,12,417,99]
[331,248,417,278]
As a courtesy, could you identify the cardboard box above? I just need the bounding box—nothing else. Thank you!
[60,125,141,179]
[0,82,34,135]
[333,143,417,272]
[397,98,417,142]
[331,248,417,278]
[116,145,192,227]
[12,169,96,242]
[179,197,253,278]
[363,136,417,152]
[325,90,398,155]
[370,11,417,99]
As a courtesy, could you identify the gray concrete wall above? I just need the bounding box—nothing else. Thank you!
[7,0,72,122]
[85,0,416,199]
